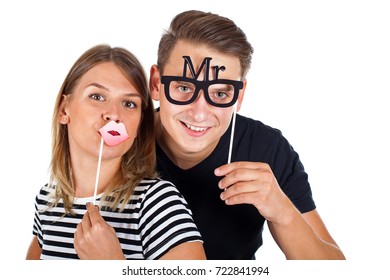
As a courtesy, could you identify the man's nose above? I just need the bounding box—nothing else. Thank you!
[187,89,211,122]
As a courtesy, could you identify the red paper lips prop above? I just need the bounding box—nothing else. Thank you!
[98,120,129,147]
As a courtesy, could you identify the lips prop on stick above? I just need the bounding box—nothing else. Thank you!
[99,121,129,147]
[92,121,129,205]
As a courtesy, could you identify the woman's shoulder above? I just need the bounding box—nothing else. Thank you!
[33,184,57,211]
[135,177,180,196]
[36,183,56,197]
[135,178,187,206]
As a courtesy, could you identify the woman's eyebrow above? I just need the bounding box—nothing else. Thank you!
[87,83,141,97]
[123,93,142,98]
[86,82,109,91]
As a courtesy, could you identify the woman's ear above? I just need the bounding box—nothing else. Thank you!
[149,64,161,101]
[58,95,70,124]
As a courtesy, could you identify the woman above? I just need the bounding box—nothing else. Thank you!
[26,44,205,260]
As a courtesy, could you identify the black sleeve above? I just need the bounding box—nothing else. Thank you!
[272,132,316,213]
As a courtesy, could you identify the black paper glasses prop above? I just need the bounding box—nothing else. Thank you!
[160,76,243,108]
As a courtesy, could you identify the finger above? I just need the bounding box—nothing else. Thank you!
[215,161,267,176]
[74,223,85,251]
[76,214,90,240]
[86,202,104,226]
[74,223,84,238]
[220,181,258,201]
[74,224,86,257]
[222,192,259,206]
[218,168,263,189]
[79,202,98,230]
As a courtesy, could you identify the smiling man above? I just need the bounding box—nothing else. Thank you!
[149,10,345,260]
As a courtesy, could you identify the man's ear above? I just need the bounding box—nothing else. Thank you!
[58,95,70,124]
[149,64,161,101]
[236,80,246,112]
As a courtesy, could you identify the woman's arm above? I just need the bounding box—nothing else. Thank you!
[26,236,41,260]
[159,241,206,260]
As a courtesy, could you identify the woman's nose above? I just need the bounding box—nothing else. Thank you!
[102,105,120,122]
[103,114,119,122]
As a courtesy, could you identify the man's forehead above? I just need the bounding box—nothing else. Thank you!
[165,55,241,80]
[166,41,241,75]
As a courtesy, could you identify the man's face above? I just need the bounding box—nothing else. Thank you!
[151,40,245,163]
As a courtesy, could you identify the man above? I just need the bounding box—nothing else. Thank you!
[149,10,345,260]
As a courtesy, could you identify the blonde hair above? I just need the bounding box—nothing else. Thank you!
[50,44,156,214]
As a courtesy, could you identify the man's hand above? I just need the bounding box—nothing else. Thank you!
[215,161,294,224]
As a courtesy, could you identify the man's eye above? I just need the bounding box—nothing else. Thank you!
[179,86,191,93]
[216,91,228,98]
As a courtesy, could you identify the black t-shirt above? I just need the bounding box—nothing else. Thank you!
[156,114,316,259]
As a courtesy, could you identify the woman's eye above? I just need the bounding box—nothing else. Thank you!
[89,93,105,101]
[123,100,137,108]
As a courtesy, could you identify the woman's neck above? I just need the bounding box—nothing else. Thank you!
[70,150,121,198]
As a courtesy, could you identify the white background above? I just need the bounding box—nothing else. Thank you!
[1,0,389,278]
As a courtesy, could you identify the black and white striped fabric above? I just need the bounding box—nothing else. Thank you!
[32,178,202,260]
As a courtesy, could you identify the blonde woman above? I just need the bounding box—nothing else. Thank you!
[26,45,205,260]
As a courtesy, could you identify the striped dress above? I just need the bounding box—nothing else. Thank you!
[31,178,202,259]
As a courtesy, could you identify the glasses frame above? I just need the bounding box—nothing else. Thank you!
[160,76,243,108]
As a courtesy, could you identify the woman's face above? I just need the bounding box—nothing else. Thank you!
[59,62,143,162]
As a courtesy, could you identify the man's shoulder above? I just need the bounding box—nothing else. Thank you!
[236,114,283,139]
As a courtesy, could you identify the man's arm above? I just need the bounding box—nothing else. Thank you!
[268,208,345,259]
[216,161,345,259]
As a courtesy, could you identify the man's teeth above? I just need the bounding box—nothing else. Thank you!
[185,123,207,132]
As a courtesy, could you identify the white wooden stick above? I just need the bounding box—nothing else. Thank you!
[227,102,238,164]
[93,137,104,205]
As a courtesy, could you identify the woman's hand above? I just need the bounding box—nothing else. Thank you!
[74,202,125,260]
